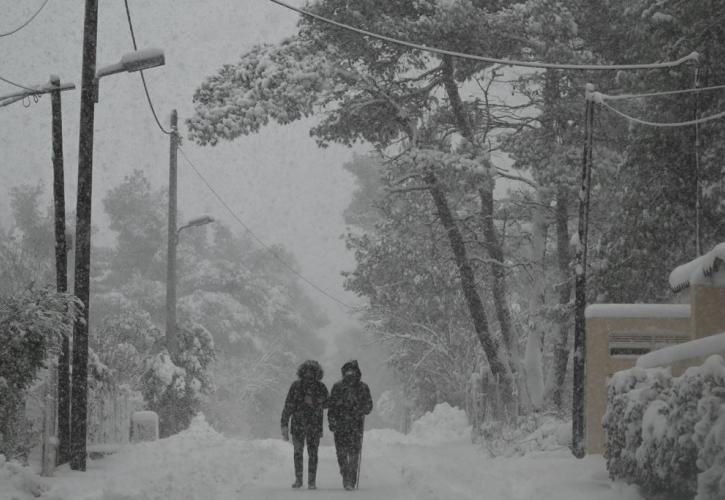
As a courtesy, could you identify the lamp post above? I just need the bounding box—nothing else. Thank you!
[70,22,166,469]
[163,207,213,438]
[166,214,215,356]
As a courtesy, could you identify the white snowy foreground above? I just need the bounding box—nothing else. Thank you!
[2,409,642,500]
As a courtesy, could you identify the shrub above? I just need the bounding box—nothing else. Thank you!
[603,355,725,500]
[0,288,81,462]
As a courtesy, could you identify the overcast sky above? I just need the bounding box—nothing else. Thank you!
[0,0,364,344]
[0,0,527,350]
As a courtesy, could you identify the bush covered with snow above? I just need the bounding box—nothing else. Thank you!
[603,355,725,500]
[141,323,215,437]
[0,288,81,461]
[0,454,49,498]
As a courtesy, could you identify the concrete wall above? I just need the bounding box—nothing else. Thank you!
[585,314,690,454]
[692,285,725,339]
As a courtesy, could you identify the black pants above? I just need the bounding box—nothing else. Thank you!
[334,429,362,487]
[292,432,320,482]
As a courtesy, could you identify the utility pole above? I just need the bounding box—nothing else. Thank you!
[71,0,99,471]
[166,109,178,357]
[164,110,179,437]
[571,84,595,459]
[50,75,71,465]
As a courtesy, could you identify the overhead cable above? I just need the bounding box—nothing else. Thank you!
[597,83,725,101]
[596,98,725,128]
[266,0,697,71]
[177,145,358,312]
[0,75,40,92]
[0,0,50,38]
[122,0,172,135]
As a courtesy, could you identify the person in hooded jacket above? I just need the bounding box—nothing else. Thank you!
[281,360,328,489]
[327,360,373,490]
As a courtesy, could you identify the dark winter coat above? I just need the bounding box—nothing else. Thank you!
[281,360,329,437]
[327,360,373,434]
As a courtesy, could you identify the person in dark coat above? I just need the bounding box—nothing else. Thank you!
[327,360,373,490]
[281,360,328,489]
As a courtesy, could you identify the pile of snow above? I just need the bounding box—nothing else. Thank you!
[408,403,471,445]
[23,415,287,500]
[365,403,471,451]
[0,454,49,499]
[479,415,572,457]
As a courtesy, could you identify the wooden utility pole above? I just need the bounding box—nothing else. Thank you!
[166,109,179,357]
[70,0,99,471]
[572,84,595,459]
[164,110,179,437]
[50,75,71,465]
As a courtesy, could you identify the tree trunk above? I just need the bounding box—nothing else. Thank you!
[524,192,548,411]
[441,56,516,361]
[478,188,516,360]
[423,171,516,406]
[549,187,573,410]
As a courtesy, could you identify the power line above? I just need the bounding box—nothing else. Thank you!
[0,0,50,38]
[122,0,172,135]
[176,145,358,312]
[596,98,725,127]
[266,0,698,71]
[597,83,725,101]
[0,75,40,92]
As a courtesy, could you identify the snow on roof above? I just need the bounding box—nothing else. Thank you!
[669,242,725,292]
[132,411,159,423]
[585,304,690,319]
[636,332,725,369]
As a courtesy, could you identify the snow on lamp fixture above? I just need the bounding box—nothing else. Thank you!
[184,215,215,228]
[94,48,165,102]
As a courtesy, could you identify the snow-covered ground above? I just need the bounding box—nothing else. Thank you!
[1,406,642,500]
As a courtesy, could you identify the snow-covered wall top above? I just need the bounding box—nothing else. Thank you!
[669,242,725,292]
[636,332,725,369]
[585,304,690,319]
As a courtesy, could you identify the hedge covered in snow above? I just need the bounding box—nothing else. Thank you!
[603,355,725,500]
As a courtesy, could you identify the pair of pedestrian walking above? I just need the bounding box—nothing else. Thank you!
[280,359,373,491]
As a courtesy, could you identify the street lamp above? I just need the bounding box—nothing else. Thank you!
[177,215,215,239]
[167,214,215,355]
[94,48,165,102]
[163,212,213,438]
[70,33,166,470]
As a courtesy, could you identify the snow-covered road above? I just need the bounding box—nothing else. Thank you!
[2,413,643,500]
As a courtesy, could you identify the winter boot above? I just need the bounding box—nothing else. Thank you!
[292,477,303,489]
[308,474,316,490]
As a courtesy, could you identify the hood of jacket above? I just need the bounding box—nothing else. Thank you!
[297,359,324,381]
[341,359,361,381]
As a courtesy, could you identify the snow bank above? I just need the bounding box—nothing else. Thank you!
[585,304,690,319]
[408,403,471,445]
[478,415,572,457]
[0,454,50,499]
[637,332,725,368]
[365,403,471,452]
[669,242,725,292]
[30,415,287,500]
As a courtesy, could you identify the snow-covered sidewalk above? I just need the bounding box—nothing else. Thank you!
[1,413,642,500]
